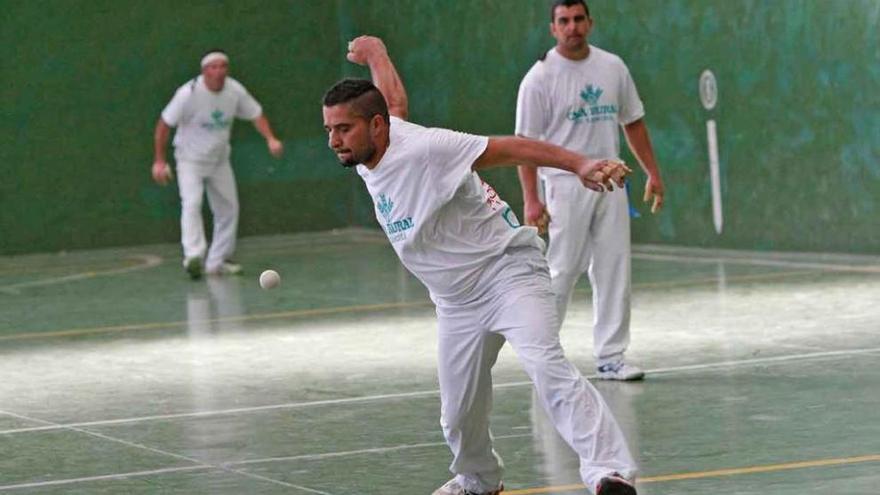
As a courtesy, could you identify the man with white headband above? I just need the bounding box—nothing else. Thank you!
[152,49,283,279]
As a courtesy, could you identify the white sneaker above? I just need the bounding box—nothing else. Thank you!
[205,260,243,276]
[597,361,645,381]
[432,478,503,495]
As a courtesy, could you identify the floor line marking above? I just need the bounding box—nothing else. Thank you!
[3,347,878,436]
[637,348,880,375]
[631,269,818,290]
[0,434,534,491]
[2,445,876,492]
[501,454,880,494]
[0,409,332,495]
[0,264,839,342]
[633,243,880,264]
[491,347,880,389]
[633,252,880,274]
[0,466,211,491]
[0,255,162,295]
[0,300,434,342]
[232,433,532,465]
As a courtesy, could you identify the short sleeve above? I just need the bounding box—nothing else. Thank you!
[617,62,645,125]
[235,86,262,120]
[160,84,192,127]
[515,67,548,139]
[425,126,489,201]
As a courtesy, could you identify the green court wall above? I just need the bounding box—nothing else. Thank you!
[2,0,877,255]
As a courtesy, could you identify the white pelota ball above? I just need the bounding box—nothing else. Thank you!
[259,269,281,290]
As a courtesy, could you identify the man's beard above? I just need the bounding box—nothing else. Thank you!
[338,144,376,168]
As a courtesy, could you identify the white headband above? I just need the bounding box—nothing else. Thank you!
[200,52,229,68]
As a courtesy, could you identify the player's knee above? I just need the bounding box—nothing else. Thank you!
[530,364,583,402]
[216,199,239,217]
[519,347,570,378]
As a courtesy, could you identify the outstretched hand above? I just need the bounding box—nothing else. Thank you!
[577,159,631,192]
[346,35,387,66]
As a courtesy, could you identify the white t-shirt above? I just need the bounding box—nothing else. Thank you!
[516,45,644,178]
[161,75,262,163]
[357,117,544,303]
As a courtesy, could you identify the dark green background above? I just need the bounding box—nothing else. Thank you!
[2,0,878,255]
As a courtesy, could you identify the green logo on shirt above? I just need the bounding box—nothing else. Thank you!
[580,84,603,105]
[378,194,394,222]
[568,84,617,123]
[201,110,231,130]
[377,194,413,242]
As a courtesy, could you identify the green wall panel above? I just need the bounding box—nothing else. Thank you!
[2,0,877,254]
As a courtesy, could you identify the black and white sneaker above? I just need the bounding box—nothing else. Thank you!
[597,361,645,381]
[432,478,503,495]
[596,474,637,495]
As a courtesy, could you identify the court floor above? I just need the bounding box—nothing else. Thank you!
[1,229,878,494]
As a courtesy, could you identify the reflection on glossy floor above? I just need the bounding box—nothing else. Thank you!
[1,230,878,494]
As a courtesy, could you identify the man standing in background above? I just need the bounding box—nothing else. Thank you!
[516,0,665,380]
[152,49,283,279]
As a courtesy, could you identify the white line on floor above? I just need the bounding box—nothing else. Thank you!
[3,347,878,436]
[232,433,532,465]
[0,254,162,294]
[0,466,210,491]
[632,252,880,273]
[0,410,333,494]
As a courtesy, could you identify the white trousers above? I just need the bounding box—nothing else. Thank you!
[176,160,239,272]
[545,176,631,366]
[436,247,636,493]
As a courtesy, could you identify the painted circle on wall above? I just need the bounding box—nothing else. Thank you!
[699,69,718,111]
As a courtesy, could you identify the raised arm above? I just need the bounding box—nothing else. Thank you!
[346,36,408,119]
[474,136,630,192]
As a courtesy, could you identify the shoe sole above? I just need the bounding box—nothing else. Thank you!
[597,372,645,381]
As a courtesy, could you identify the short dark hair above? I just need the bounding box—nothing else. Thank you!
[322,78,389,123]
[550,0,590,21]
